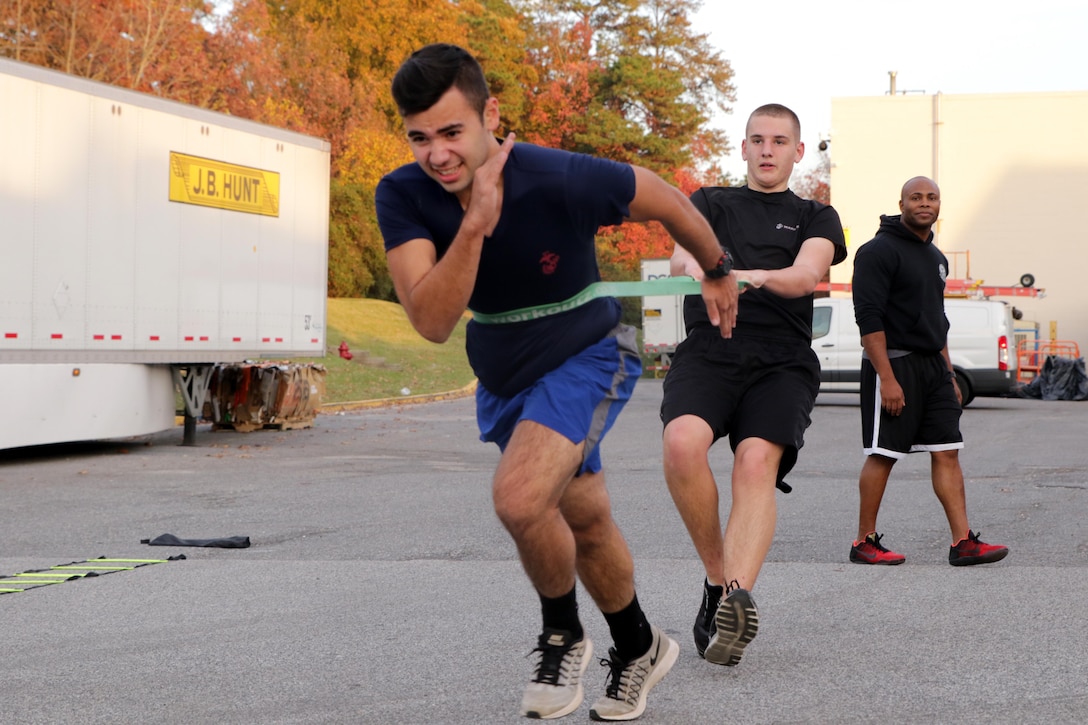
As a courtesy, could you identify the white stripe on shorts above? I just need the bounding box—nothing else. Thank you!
[863,372,907,460]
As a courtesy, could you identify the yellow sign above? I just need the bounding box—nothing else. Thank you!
[168,152,279,216]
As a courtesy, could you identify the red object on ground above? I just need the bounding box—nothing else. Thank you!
[338,341,353,360]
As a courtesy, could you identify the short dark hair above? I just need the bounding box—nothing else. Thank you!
[391,43,490,118]
[747,103,801,140]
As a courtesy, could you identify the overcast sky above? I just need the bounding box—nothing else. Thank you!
[692,0,1088,178]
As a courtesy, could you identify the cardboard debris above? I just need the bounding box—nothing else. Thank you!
[207,362,326,432]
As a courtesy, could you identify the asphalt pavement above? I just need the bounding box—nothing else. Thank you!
[1,381,1086,724]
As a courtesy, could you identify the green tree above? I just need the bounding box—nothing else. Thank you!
[511,0,736,279]
[517,0,734,172]
[327,181,394,299]
[463,0,535,131]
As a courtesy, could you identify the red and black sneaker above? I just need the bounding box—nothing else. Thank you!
[949,530,1009,566]
[849,532,906,565]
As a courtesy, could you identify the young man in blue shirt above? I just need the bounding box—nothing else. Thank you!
[376,43,739,721]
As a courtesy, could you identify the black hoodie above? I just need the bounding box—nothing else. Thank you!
[852,214,950,354]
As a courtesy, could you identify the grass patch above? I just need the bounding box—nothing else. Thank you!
[286,297,662,404]
[319,298,474,403]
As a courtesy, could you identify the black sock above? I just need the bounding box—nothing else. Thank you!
[603,593,653,662]
[540,587,583,641]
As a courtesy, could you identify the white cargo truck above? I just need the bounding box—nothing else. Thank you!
[812,296,1019,406]
[640,258,685,373]
[0,57,330,450]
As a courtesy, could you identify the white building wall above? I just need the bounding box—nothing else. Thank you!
[829,91,1088,356]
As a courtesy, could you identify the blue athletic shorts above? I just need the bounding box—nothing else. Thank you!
[475,324,641,475]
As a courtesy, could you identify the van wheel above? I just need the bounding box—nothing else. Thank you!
[954,370,974,407]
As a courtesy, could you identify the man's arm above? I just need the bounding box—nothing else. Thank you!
[733,237,836,299]
[670,243,701,278]
[627,166,738,336]
[385,133,515,343]
[860,331,905,416]
[941,343,963,404]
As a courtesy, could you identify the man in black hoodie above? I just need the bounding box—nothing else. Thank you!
[849,176,1008,567]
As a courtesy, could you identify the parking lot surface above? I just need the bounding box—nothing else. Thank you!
[1,381,1086,724]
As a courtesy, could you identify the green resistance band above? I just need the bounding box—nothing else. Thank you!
[470,277,746,325]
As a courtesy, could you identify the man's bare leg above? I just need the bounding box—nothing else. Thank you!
[492,420,584,598]
[495,420,600,720]
[701,437,781,666]
[662,415,723,583]
[720,437,782,590]
[857,454,895,540]
[930,449,969,543]
[558,469,635,612]
[493,419,640,611]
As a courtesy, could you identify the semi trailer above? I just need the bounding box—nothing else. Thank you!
[0,57,330,450]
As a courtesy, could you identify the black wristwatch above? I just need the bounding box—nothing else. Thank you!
[703,250,734,279]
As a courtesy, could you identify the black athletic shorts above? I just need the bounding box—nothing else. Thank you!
[860,352,963,459]
[660,328,820,482]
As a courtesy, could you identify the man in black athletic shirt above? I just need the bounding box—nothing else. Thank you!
[661,104,847,667]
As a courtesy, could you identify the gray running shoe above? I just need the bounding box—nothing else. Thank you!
[702,582,758,666]
[520,628,592,720]
[589,624,679,721]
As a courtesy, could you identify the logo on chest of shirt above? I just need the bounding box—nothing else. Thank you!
[776,223,798,231]
[540,251,560,275]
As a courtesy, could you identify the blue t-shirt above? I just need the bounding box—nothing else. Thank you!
[375,142,636,396]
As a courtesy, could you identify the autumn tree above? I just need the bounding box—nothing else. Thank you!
[208,0,480,297]
[0,0,224,105]
[511,0,735,280]
[463,0,536,131]
[517,0,733,168]
[792,147,830,205]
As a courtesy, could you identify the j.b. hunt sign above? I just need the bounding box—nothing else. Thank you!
[168,152,280,217]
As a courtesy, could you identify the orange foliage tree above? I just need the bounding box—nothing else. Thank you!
[792,150,831,205]
[216,0,521,297]
[0,0,224,104]
[595,162,730,278]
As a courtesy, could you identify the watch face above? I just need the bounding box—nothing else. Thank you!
[705,253,731,278]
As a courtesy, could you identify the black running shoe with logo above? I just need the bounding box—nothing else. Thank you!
[702,581,758,667]
[693,580,721,658]
[520,628,592,720]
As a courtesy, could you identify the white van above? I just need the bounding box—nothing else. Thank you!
[811,297,1018,406]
